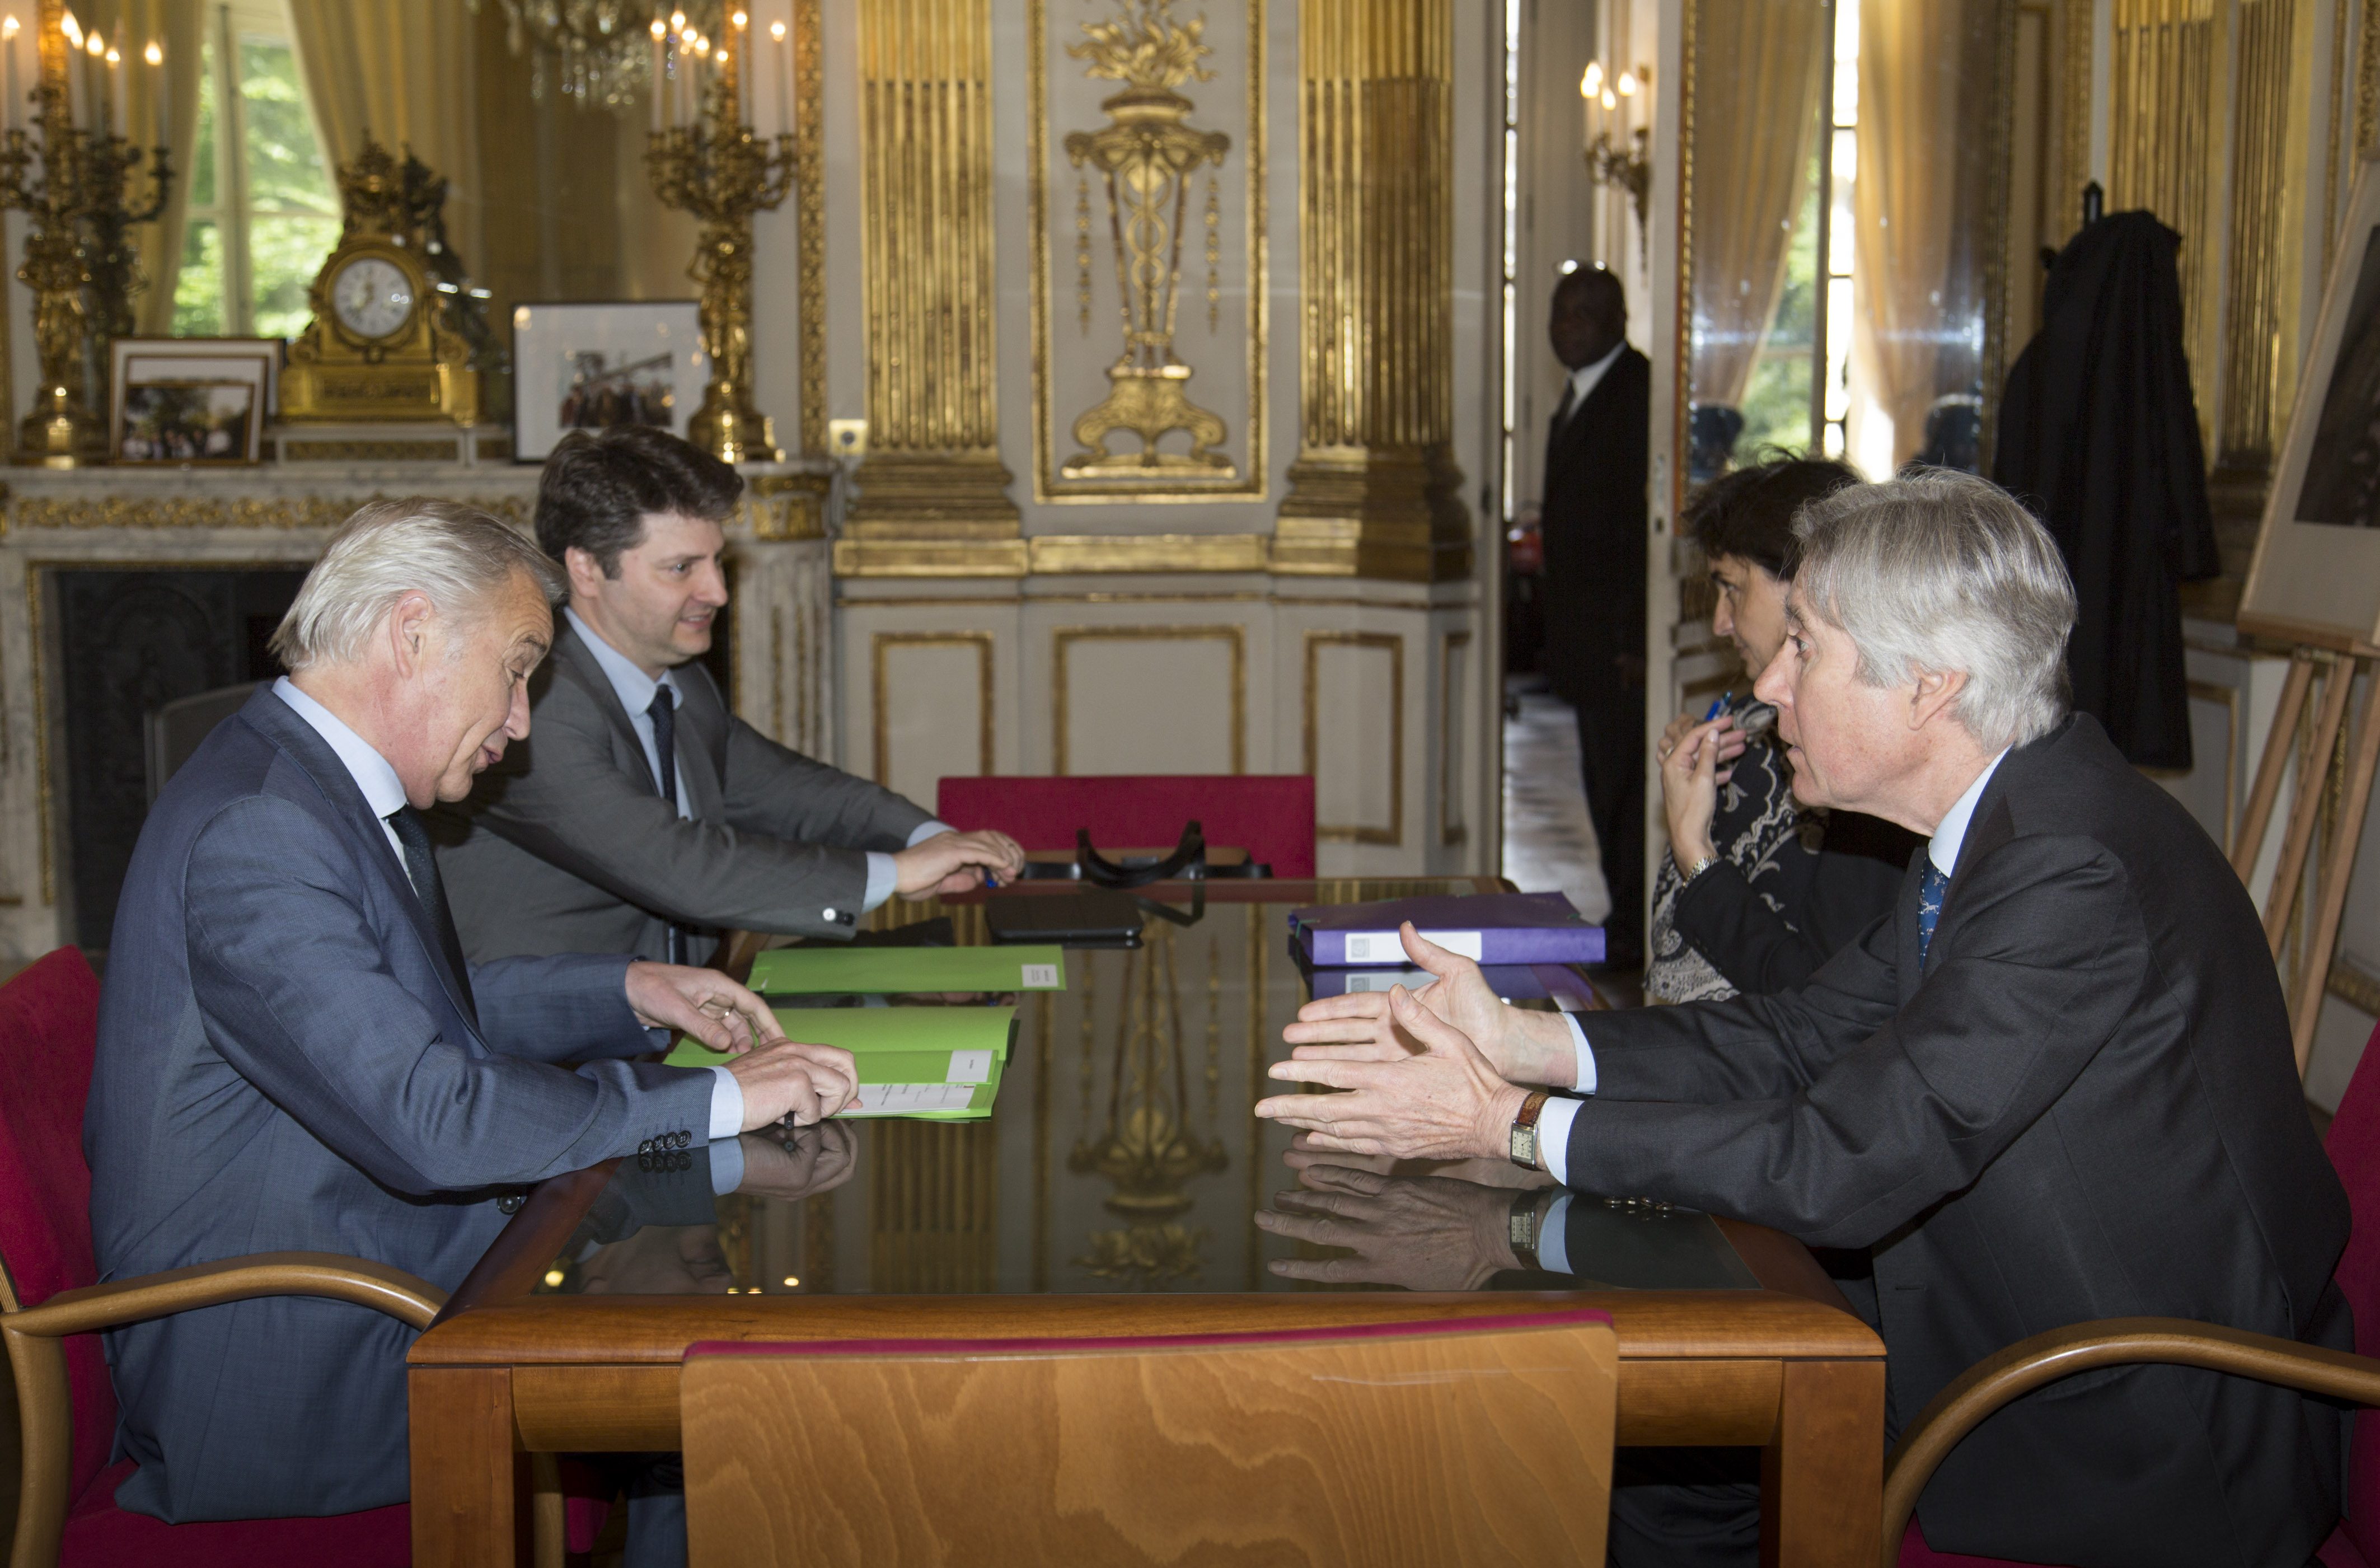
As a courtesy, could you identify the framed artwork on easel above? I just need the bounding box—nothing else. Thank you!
[2241,163,2380,652]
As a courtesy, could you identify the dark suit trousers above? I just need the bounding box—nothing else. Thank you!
[1576,689,1645,956]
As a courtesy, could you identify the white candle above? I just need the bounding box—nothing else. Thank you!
[107,44,123,138]
[144,38,163,144]
[649,19,664,134]
[86,32,105,129]
[771,19,789,138]
[4,20,20,136]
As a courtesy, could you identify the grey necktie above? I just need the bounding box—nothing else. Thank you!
[648,687,688,966]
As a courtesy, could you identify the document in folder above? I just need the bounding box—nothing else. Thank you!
[748,945,1065,996]
[663,1006,1015,1120]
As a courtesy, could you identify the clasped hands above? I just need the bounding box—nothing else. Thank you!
[624,960,861,1130]
[1251,923,1582,1163]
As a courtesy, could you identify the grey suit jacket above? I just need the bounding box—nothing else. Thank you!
[85,688,716,1523]
[434,621,933,962]
[1567,714,2348,1566]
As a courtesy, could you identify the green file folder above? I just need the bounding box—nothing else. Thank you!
[664,1006,1014,1120]
[747,946,1065,996]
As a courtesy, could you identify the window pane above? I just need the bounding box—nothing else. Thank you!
[250,213,339,339]
[188,36,217,210]
[174,220,224,336]
[238,36,332,216]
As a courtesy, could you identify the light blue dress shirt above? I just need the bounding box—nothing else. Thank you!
[1531,748,2012,1258]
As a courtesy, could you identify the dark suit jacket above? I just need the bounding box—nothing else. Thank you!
[1538,347,1650,709]
[1566,714,2348,1566]
[434,620,934,962]
[86,688,715,1522]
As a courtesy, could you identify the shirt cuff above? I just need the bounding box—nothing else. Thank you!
[708,1134,745,1195]
[908,820,955,846]
[706,1065,744,1139]
[862,853,897,912]
[1537,1192,1575,1273]
[1538,1094,1583,1186]
[1563,1012,1597,1093]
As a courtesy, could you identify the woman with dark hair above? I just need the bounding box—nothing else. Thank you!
[1645,457,1918,1003]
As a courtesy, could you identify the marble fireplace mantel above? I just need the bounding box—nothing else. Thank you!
[0,455,840,958]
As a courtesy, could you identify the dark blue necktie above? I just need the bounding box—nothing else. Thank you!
[647,686,687,966]
[385,805,479,1026]
[1915,860,1950,972]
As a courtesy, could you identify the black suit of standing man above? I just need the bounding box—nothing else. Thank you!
[1539,267,1652,964]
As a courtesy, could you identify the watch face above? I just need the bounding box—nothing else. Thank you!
[331,256,415,339]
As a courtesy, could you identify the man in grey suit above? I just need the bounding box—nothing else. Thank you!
[86,499,859,1525]
[435,426,1024,964]
[1257,473,2349,1567]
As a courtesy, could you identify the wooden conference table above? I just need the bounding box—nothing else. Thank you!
[407,878,1885,1566]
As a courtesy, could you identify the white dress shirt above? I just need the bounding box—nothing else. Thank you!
[271,672,749,1145]
[1556,339,1628,432]
[567,608,950,914]
[1533,747,2014,1232]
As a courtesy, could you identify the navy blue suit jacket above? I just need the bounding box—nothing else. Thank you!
[85,688,716,1522]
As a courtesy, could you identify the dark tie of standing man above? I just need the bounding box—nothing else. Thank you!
[648,685,690,965]
[385,804,480,1023]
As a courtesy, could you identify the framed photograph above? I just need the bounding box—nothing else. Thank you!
[2244,164,2380,650]
[510,300,706,463]
[109,338,277,466]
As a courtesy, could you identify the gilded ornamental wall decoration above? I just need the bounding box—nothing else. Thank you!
[1061,1,1233,481]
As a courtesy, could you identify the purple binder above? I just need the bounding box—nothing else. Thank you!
[1303,962,1598,1008]
[1288,892,1605,967]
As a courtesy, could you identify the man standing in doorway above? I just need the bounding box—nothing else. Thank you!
[1538,265,1651,966]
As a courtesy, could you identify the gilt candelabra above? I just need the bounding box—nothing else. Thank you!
[646,18,793,465]
[0,8,171,466]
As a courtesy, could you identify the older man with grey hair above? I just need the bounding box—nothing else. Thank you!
[1259,472,2348,1566]
[87,498,858,1533]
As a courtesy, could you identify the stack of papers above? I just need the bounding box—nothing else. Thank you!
[666,1005,1016,1120]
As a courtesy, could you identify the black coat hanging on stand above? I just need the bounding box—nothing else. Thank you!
[1994,206,2220,770]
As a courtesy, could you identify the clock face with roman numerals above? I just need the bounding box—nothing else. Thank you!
[330,255,415,341]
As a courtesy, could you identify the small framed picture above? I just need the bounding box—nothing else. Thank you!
[510,300,706,464]
[110,338,277,465]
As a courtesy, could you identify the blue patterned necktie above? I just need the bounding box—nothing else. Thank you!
[1915,860,1950,972]
[647,686,687,966]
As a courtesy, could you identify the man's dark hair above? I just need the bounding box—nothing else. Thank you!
[535,425,743,577]
[1554,264,1625,322]
[1682,453,1862,580]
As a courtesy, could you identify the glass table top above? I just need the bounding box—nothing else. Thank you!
[522,882,1760,1302]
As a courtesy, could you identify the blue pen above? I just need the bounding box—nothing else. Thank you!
[1702,691,1732,722]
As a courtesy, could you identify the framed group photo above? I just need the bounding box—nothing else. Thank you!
[510,300,706,463]
[2243,164,2380,650]
[109,339,278,465]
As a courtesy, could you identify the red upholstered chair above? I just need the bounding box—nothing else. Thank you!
[680,1309,1619,1566]
[0,948,434,1568]
[935,774,1318,878]
[1884,1015,2380,1568]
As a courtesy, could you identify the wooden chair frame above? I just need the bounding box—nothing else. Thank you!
[0,1250,446,1568]
[1880,1315,2380,1567]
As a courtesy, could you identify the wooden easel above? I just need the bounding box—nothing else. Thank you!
[2227,624,2380,1075]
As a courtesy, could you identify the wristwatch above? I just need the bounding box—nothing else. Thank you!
[1508,1188,1544,1270]
[1681,851,1718,883]
[1508,1089,1552,1171]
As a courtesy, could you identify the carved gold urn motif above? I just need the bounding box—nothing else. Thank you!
[1061,1,1234,481]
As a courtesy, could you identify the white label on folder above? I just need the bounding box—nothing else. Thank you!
[848,1083,976,1115]
[946,1050,994,1084]
[1020,963,1061,989]
[1343,929,1483,963]
[1344,968,1432,993]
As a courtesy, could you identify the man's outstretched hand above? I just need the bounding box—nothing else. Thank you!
[892,829,1029,900]
[1255,984,1528,1161]
[1281,923,1580,1090]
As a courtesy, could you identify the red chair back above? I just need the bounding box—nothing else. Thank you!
[0,948,114,1507]
[935,774,1318,879]
[2325,1018,2380,1562]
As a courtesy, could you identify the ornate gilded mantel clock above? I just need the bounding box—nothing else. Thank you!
[278,138,481,425]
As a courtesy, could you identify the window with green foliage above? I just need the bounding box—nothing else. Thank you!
[172,1,336,339]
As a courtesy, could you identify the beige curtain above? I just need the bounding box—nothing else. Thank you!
[1688,0,1828,410]
[80,0,204,334]
[1853,0,1964,469]
[284,0,481,265]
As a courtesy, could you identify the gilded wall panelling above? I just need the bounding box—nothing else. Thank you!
[1302,629,1404,845]
[1050,623,1248,775]
[2359,0,2380,158]
[1275,0,1471,582]
[841,0,1022,568]
[2217,0,2301,469]
[2109,0,2226,438]
[869,630,997,804]
[1027,0,1268,503]
[795,0,828,458]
